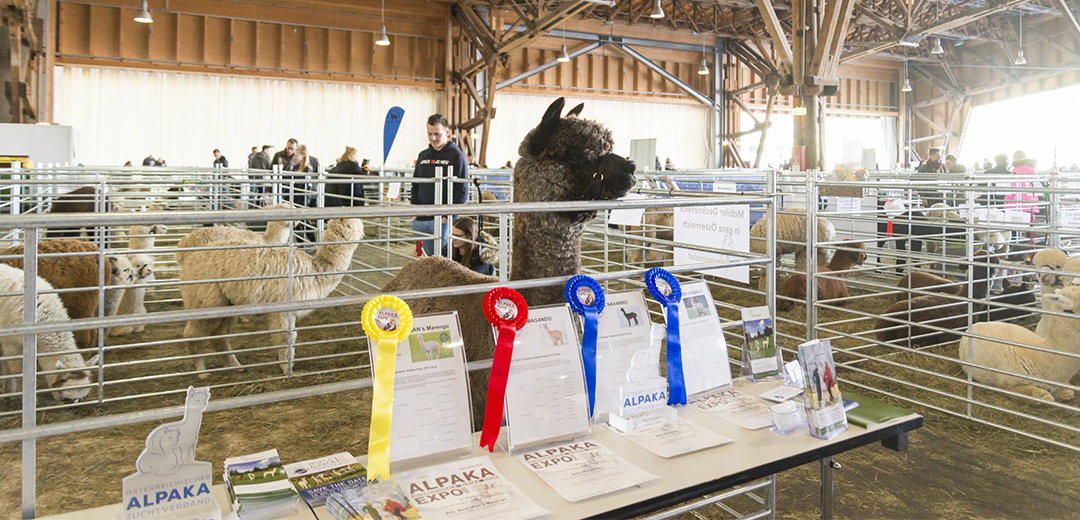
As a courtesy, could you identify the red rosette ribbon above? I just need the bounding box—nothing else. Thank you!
[479,287,529,451]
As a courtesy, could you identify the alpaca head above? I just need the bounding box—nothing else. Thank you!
[1061,257,1080,288]
[128,224,167,238]
[322,218,365,243]
[1047,286,1080,314]
[51,353,98,402]
[130,254,153,280]
[514,98,636,222]
[108,256,135,285]
[833,241,867,268]
[264,203,294,243]
[1033,248,1069,288]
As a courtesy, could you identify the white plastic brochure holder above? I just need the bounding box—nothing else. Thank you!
[368,311,475,471]
[607,323,675,432]
[797,339,849,440]
[121,387,221,520]
[496,304,593,455]
[585,289,660,423]
[665,281,734,398]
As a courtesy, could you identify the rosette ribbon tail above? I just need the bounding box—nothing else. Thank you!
[581,306,599,417]
[480,323,517,451]
[367,335,397,479]
[664,301,687,405]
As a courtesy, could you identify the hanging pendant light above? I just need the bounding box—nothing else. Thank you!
[375,0,390,46]
[902,60,912,92]
[697,34,709,75]
[1014,13,1026,65]
[558,44,571,63]
[134,0,153,24]
[650,0,665,19]
[930,38,944,55]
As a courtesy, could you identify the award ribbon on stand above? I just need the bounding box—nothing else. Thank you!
[646,268,687,405]
[564,275,605,418]
[480,287,529,452]
[362,295,414,480]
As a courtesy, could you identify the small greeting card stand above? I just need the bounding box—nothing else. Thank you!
[121,386,221,520]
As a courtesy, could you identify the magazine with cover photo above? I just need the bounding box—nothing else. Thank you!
[740,306,782,381]
[224,449,299,518]
[327,477,422,520]
[283,452,367,507]
[797,339,848,439]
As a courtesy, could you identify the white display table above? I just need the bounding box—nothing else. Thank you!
[39,380,921,520]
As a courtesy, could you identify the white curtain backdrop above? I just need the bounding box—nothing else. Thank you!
[54,66,439,169]
[879,116,898,170]
[485,93,711,169]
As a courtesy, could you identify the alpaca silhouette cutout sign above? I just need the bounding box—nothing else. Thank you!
[121,386,220,520]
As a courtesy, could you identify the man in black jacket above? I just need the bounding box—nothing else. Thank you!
[250,145,272,170]
[212,149,228,168]
[410,113,469,257]
[271,138,298,170]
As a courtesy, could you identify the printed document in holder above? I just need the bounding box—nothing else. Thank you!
[368,311,475,470]
[665,280,734,397]
[496,303,592,454]
[587,289,659,423]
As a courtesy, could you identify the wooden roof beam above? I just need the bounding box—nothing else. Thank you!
[753,0,794,72]
[1053,0,1080,45]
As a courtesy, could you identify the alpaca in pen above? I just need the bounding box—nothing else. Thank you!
[112,224,166,337]
[175,203,293,265]
[1033,249,1071,336]
[179,218,364,377]
[381,98,636,428]
[0,263,100,402]
[776,241,867,311]
[750,210,836,269]
[0,239,134,352]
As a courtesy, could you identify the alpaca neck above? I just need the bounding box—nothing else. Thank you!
[1045,312,1080,348]
[103,287,125,316]
[302,243,359,298]
[510,214,588,305]
[825,255,858,276]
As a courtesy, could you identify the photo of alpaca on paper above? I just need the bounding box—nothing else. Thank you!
[408,332,454,362]
[540,323,568,346]
[684,295,711,320]
[618,305,644,329]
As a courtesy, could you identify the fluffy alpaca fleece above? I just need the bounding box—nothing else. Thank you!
[876,251,993,347]
[777,242,866,311]
[1033,249,1071,335]
[179,218,364,376]
[624,208,673,266]
[381,98,636,428]
[981,280,1037,323]
[0,264,99,401]
[894,271,973,301]
[174,203,293,265]
[963,286,1080,402]
[110,254,154,337]
[45,186,104,239]
[127,224,167,252]
[0,240,134,352]
[750,210,836,269]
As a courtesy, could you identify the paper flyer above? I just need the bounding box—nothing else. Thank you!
[670,281,734,396]
[327,477,420,520]
[607,417,733,458]
[398,456,547,520]
[516,439,656,502]
[592,290,656,420]
[369,312,473,462]
[758,385,804,403]
[740,306,781,380]
[690,390,772,430]
[504,304,592,450]
[798,339,849,439]
[283,452,367,506]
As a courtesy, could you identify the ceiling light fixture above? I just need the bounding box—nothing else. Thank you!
[375,0,390,46]
[793,106,807,116]
[134,0,152,23]
[902,60,912,92]
[697,34,709,75]
[558,44,571,63]
[650,0,665,19]
[1015,13,1026,66]
[930,38,944,55]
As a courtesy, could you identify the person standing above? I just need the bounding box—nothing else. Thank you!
[142,155,157,166]
[917,147,944,173]
[1006,150,1040,215]
[945,154,966,173]
[247,147,258,168]
[410,113,469,257]
[986,154,1010,173]
[212,149,228,168]
[250,145,272,170]
[326,146,371,207]
[271,138,298,170]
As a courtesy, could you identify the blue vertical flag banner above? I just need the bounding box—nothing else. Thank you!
[383,107,405,164]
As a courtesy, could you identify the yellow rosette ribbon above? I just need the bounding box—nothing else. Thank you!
[362,295,413,480]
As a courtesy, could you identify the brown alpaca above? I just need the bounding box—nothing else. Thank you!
[382,98,636,428]
[0,239,134,351]
[776,242,867,311]
[894,271,966,300]
[876,250,994,347]
[45,186,106,239]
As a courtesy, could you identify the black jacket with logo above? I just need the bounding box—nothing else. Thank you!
[410,141,469,220]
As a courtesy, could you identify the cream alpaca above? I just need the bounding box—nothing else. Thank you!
[127,224,167,252]
[0,264,99,402]
[750,210,835,279]
[174,203,293,265]
[179,218,364,376]
[963,286,1080,402]
[111,254,154,337]
[1033,249,1070,336]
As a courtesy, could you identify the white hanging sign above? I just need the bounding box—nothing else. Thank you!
[673,204,751,284]
[608,193,648,226]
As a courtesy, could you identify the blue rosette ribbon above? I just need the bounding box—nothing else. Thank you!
[565,275,605,418]
[645,268,687,405]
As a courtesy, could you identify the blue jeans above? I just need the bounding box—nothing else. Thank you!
[412,218,450,257]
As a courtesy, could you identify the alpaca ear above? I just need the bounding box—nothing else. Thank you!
[566,103,585,118]
[527,97,566,157]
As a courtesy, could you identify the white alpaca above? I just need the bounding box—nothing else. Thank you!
[420,338,442,360]
[179,218,364,376]
[0,263,99,402]
[1033,249,1070,336]
[127,224,167,252]
[962,286,1080,402]
[750,209,835,269]
[111,253,154,337]
[174,203,293,265]
[103,255,135,319]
